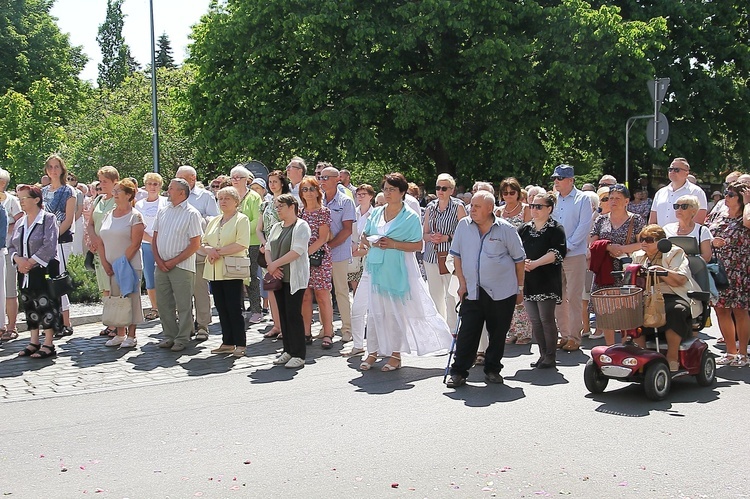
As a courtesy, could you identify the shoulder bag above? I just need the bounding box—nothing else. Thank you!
[217,215,252,279]
[262,272,282,291]
[708,247,729,290]
[642,270,667,328]
[47,225,74,300]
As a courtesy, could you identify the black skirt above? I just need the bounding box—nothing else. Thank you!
[659,293,692,339]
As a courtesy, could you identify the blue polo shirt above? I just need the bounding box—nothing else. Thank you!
[551,187,592,257]
[450,216,526,301]
[324,189,356,262]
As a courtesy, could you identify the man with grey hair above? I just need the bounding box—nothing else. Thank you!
[0,168,22,339]
[598,174,617,189]
[318,162,356,342]
[153,178,203,352]
[340,169,356,196]
[176,165,220,340]
[286,156,306,203]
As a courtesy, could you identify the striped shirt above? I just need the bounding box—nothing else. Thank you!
[153,200,203,272]
[423,197,462,263]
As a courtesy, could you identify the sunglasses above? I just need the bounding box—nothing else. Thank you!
[318,175,333,181]
[673,203,692,210]
[210,183,220,188]
[599,197,609,203]
[502,190,517,196]
[639,236,657,243]
[724,190,737,198]
[667,167,685,173]
[551,176,564,181]
[435,186,450,192]
[598,183,614,188]
[300,186,317,192]
[529,203,550,210]
[95,187,102,192]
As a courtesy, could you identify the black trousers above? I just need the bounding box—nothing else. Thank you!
[211,279,246,347]
[450,289,517,377]
[274,282,306,359]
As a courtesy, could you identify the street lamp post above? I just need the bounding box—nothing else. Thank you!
[149,0,160,173]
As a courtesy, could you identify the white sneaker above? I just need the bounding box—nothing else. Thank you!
[588,332,605,340]
[105,335,125,347]
[120,337,137,348]
[273,352,292,365]
[284,357,305,369]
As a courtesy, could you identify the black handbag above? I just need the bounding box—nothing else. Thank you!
[84,250,96,271]
[309,248,325,267]
[709,249,729,290]
[48,244,74,299]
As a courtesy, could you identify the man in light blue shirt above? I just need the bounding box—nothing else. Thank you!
[446,191,525,387]
[550,165,592,351]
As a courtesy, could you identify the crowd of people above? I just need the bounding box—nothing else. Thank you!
[0,155,748,384]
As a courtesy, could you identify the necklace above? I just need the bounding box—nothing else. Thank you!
[503,203,521,217]
[676,222,695,235]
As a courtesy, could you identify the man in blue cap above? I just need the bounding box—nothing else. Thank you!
[550,165,592,351]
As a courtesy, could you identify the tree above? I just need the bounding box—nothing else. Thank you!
[184,0,665,185]
[156,32,177,69]
[97,0,137,89]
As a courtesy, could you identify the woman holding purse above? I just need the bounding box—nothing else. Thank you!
[98,179,145,348]
[267,194,311,369]
[202,187,252,357]
[9,185,62,358]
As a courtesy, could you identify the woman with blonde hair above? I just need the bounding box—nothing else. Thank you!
[135,172,168,320]
[663,194,712,263]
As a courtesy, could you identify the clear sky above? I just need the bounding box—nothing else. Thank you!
[50,0,212,83]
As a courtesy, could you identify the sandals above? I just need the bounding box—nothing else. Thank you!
[321,335,333,350]
[0,329,18,341]
[305,335,313,345]
[515,336,532,345]
[263,328,281,339]
[100,327,116,337]
[30,344,56,359]
[505,334,517,345]
[360,354,378,371]
[381,355,401,372]
[475,352,486,366]
[144,309,159,320]
[17,343,41,357]
[54,326,74,339]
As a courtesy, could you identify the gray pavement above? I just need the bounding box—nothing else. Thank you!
[1,305,749,498]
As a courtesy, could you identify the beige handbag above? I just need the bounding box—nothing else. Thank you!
[102,295,132,327]
[223,256,252,279]
[643,271,667,328]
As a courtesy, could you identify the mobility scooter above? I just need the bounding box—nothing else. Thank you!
[584,239,716,401]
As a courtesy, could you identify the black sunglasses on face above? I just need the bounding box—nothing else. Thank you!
[667,167,685,173]
[600,197,609,203]
[598,182,614,188]
[529,203,550,210]
[435,186,450,192]
[724,190,737,198]
[673,203,691,210]
[639,236,656,243]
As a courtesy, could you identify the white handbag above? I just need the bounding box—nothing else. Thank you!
[102,295,132,327]
[347,256,362,273]
[223,256,252,279]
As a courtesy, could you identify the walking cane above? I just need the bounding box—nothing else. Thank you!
[443,296,465,384]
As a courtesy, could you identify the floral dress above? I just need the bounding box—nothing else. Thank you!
[502,209,533,342]
[589,212,645,294]
[709,214,750,309]
[300,206,332,290]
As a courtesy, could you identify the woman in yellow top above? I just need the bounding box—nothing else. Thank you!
[201,187,252,357]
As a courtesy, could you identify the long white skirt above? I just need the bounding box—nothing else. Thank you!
[364,253,452,357]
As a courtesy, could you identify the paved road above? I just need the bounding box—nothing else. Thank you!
[1,310,749,498]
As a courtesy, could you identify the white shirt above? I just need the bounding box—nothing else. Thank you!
[153,200,203,272]
[651,181,708,226]
[135,196,169,237]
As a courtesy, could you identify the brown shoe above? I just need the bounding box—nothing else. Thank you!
[562,338,580,351]
[157,339,175,349]
[556,336,569,349]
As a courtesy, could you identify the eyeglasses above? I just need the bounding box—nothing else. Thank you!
[724,190,737,198]
[639,236,657,243]
[300,186,317,192]
[667,167,686,173]
[112,189,122,195]
[318,175,333,181]
[356,192,369,197]
[286,166,301,171]
[382,186,400,193]
[529,203,550,210]
[551,176,563,181]
[599,197,609,203]
[673,203,692,210]
[501,190,516,196]
[146,181,161,187]
[18,196,31,201]
[435,186,450,192]
[230,176,247,181]
[598,182,614,188]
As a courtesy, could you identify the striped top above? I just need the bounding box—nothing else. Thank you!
[153,200,203,272]
[423,197,463,263]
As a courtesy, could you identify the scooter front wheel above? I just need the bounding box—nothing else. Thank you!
[644,362,671,401]
[584,359,609,394]
[696,350,716,387]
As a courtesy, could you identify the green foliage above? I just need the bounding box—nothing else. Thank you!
[97,0,136,89]
[65,66,198,182]
[184,0,666,186]
[66,254,101,303]
[156,33,176,69]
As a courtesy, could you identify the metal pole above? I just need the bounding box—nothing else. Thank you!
[652,78,659,148]
[149,0,160,174]
[625,115,654,191]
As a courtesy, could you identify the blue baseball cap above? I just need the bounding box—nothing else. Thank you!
[551,164,575,179]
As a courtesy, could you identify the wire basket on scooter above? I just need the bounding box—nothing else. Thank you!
[590,286,644,330]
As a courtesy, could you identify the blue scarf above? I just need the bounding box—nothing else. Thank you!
[365,204,422,299]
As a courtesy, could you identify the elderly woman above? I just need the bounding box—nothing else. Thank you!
[202,186,252,356]
[87,166,120,337]
[519,193,567,368]
[98,179,145,348]
[359,173,453,371]
[9,185,61,358]
[663,195,713,263]
[42,154,77,338]
[708,182,750,366]
[348,184,375,295]
[0,169,22,341]
[257,170,290,339]
[496,178,533,345]
[588,184,645,345]
[267,194,311,369]
[135,172,168,320]
[630,225,703,372]
[299,176,334,347]
[422,174,467,331]
[627,188,652,220]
